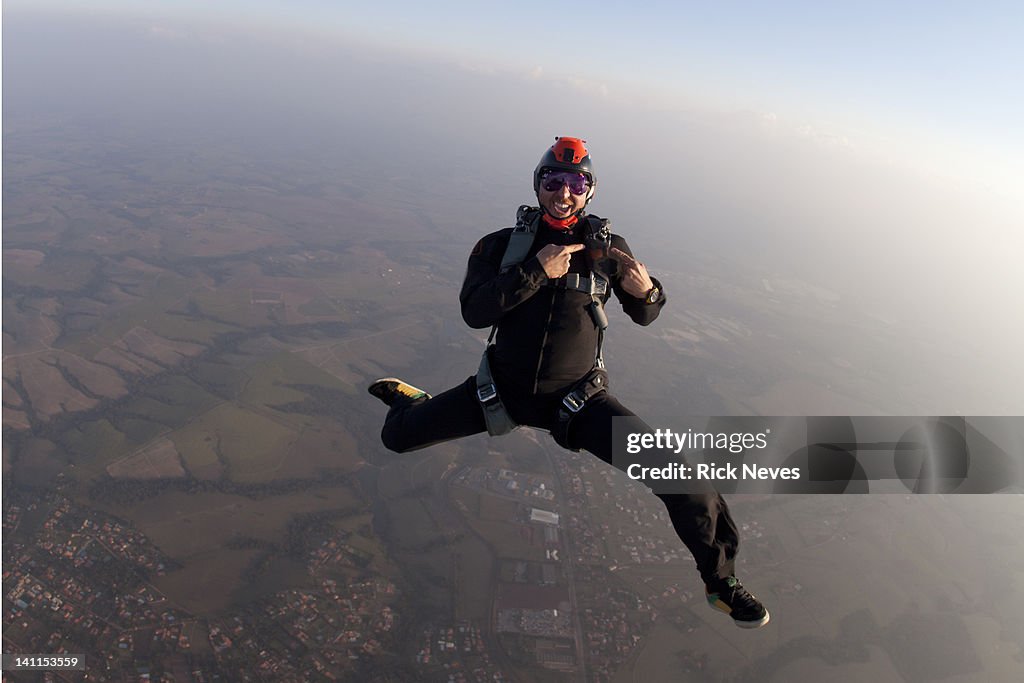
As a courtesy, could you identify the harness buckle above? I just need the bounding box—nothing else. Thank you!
[562,390,587,414]
[477,383,499,405]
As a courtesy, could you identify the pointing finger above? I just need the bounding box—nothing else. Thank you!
[610,247,635,263]
[565,243,586,253]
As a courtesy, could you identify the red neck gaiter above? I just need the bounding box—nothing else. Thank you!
[541,213,579,231]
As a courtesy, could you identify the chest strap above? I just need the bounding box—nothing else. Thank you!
[548,273,608,297]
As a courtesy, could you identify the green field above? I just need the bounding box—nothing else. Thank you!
[478,493,519,522]
[189,286,270,328]
[284,418,362,477]
[154,547,263,616]
[58,418,129,460]
[123,485,364,615]
[296,295,342,317]
[111,416,167,449]
[387,497,443,550]
[151,374,219,405]
[125,397,198,431]
[467,517,545,562]
[143,311,238,345]
[187,360,250,398]
[239,352,350,409]
[57,274,201,357]
[168,425,223,480]
[5,251,99,292]
[171,403,297,483]
[448,487,545,562]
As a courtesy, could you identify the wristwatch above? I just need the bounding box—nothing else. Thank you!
[644,286,662,305]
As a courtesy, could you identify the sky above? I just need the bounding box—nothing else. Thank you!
[10,0,1023,198]
[4,1,1023,403]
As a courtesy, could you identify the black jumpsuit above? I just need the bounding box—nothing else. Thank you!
[380,215,740,584]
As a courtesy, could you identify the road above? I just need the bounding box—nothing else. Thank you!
[540,440,589,682]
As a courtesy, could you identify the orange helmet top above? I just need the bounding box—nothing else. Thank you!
[551,137,589,164]
[533,136,596,193]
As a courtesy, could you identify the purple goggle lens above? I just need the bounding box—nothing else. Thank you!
[541,171,591,195]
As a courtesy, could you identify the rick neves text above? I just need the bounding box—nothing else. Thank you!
[626,463,801,481]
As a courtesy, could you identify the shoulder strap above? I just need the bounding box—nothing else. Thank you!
[584,214,610,235]
[476,206,542,435]
[489,206,541,345]
[499,205,542,272]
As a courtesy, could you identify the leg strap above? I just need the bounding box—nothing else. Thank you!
[475,348,518,436]
[551,367,608,450]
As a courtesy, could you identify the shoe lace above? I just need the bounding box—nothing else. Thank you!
[722,578,759,610]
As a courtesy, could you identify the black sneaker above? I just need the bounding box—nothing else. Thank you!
[367,377,431,407]
[705,576,770,629]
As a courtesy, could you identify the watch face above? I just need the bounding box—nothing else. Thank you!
[647,287,661,304]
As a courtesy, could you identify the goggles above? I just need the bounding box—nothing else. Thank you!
[540,171,592,196]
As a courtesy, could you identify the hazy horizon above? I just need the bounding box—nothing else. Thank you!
[5,8,1023,411]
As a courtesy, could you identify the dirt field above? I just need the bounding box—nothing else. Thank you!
[106,437,186,479]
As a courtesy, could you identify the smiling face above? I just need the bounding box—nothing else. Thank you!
[537,170,593,219]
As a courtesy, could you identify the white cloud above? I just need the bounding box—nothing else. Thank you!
[566,78,610,98]
[795,123,853,150]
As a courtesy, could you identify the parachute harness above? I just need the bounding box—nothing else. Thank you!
[475,205,612,449]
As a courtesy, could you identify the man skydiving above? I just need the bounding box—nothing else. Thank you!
[368,136,769,629]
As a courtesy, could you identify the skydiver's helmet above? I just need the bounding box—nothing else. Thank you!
[534,136,596,215]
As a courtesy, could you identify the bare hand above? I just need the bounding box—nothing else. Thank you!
[610,247,654,298]
[537,243,585,279]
